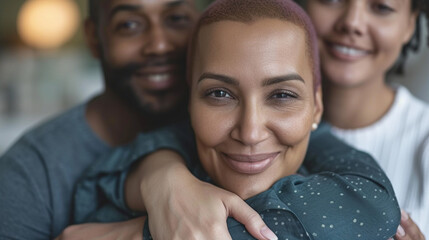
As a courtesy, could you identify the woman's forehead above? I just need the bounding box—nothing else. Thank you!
[194,19,313,85]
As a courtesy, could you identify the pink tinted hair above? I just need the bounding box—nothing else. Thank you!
[187,0,321,93]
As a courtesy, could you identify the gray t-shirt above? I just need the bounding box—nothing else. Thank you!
[0,104,110,239]
[0,103,194,240]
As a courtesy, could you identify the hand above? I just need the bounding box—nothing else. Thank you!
[136,150,277,240]
[392,210,425,240]
[54,217,145,240]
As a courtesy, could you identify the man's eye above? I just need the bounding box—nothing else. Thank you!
[319,0,343,5]
[166,14,191,28]
[116,21,143,33]
[169,14,190,22]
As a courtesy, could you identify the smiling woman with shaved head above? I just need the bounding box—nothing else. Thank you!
[69,0,402,239]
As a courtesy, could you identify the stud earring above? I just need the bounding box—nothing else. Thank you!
[312,123,318,131]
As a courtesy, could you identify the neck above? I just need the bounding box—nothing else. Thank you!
[86,90,187,146]
[323,77,395,129]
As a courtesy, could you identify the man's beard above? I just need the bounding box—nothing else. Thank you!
[101,56,188,119]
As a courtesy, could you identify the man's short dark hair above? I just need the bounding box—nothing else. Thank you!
[88,0,99,22]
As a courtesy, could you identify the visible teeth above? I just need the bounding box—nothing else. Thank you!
[333,44,367,57]
[147,74,170,83]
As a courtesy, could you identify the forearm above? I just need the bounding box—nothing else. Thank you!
[125,150,190,211]
[125,149,276,240]
[56,217,146,240]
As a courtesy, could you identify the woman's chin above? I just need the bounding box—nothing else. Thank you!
[220,175,278,200]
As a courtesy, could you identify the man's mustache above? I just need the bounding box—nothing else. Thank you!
[140,55,182,68]
[111,56,185,77]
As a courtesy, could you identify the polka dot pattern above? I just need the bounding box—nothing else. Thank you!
[143,145,400,239]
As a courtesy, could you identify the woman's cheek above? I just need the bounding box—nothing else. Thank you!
[191,102,233,147]
[271,109,313,146]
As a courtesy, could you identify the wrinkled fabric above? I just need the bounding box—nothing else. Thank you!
[73,123,400,239]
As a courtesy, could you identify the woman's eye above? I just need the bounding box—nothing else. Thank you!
[202,88,235,105]
[372,3,395,14]
[271,91,298,99]
[208,90,232,98]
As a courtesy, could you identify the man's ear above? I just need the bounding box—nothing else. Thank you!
[313,86,324,126]
[84,19,101,59]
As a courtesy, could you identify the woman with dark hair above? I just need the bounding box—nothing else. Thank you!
[296,0,429,238]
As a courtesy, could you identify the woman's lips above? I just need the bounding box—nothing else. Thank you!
[325,41,371,61]
[221,152,279,174]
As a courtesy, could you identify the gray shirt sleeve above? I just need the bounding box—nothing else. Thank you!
[0,104,111,239]
[0,139,52,240]
[73,121,196,223]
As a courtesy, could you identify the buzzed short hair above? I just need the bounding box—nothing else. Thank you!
[188,0,321,92]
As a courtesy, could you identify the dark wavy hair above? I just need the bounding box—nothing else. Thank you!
[395,0,429,74]
[293,0,429,75]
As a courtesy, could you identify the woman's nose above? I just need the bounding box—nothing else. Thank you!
[334,1,367,36]
[230,102,270,146]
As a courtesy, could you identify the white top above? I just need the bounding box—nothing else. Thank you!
[331,85,429,236]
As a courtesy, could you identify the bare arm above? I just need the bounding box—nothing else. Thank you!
[55,217,146,240]
[125,150,277,240]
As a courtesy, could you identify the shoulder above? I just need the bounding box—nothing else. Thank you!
[0,103,91,190]
[0,103,95,194]
[2,104,85,156]
[307,122,369,159]
[0,103,111,239]
[23,104,88,144]
[395,86,429,122]
[396,86,429,144]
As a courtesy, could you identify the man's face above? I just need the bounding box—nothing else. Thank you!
[89,0,198,116]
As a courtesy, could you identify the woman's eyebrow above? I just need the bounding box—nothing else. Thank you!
[197,73,239,86]
[262,74,304,86]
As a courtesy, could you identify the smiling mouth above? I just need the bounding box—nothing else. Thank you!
[145,73,171,83]
[134,70,181,91]
[327,42,370,60]
[221,152,280,174]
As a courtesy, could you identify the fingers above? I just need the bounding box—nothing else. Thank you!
[226,195,277,240]
[394,210,425,240]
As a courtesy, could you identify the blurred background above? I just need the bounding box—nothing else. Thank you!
[0,0,212,154]
[0,0,428,154]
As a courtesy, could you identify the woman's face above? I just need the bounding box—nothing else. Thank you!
[189,19,323,199]
[306,0,417,87]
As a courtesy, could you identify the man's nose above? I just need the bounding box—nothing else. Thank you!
[142,26,174,55]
